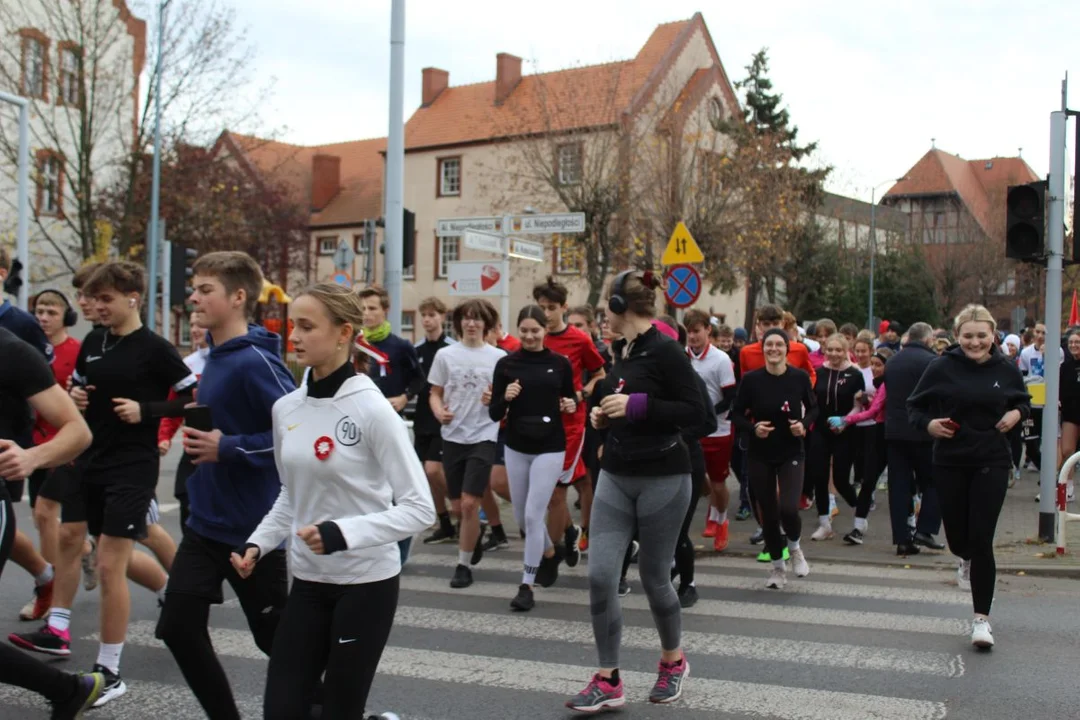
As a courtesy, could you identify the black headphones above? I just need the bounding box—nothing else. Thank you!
[33,289,78,327]
[607,270,658,315]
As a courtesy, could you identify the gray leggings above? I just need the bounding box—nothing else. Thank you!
[588,470,691,668]
[504,447,562,585]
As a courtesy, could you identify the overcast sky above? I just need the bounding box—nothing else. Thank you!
[229,0,1078,200]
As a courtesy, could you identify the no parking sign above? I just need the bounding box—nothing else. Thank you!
[664,264,701,308]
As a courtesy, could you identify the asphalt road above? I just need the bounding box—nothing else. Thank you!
[1,469,1079,719]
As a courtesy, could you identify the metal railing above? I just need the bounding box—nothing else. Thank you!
[1055,451,1080,555]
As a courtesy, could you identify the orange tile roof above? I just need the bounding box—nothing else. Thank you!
[885,149,1039,236]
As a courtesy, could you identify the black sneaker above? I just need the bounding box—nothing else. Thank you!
[618,578,631,597]
[422,526,456,545]
[843,528,865,546]
[564,525,582,567]
[749,528,765,545]
[470,526,486,566]
[90,664,126,708]
[677,585,698,608]
[450,564,473,589]
[510,584,535,612]
[365,714,400,720]
[535,547,563,588]
[51,672,105,720]
[481,529,509,552]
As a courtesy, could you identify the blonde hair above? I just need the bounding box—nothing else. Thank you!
[856,329,875,343]
[298,283,364,339]
[824,332,849,352]
[953,304,996,336]
[853,337,874,354]
[817,319,838,337]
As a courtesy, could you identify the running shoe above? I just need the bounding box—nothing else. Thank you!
[51,671,105,720]
[365,714,401,720]
[481,530,509,553]
[578,527,589,552]
[677,585,698,608]
[713,520,729,553]
[756,547,789,563]
[90,664,126,708]
[790,548,810,578]
[450,564,473,589]
[422,526,456,545]
[565,673,625,713]
[9,624,70,657]
[810,524,834,541]
[798,495,814,511]
[510,584,535,612]
[470,526,486,566]
[19,579,54,621]
[843,528,865,546]
[749,527,765,545]
[82,540,98,592]
[535,547,564,588]
[702,519,718,538]
[957,559,971,591]
[649,655,688,704]
[617,578,631,597]
[564,524,582,568]
[735,505,752,521]
[971,618,994,649]
[765,567,786,589]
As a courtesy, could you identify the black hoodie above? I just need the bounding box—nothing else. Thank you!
[907,345,1031,468]
[814,364,865,418]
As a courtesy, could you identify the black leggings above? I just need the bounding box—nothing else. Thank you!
[0,494,82,705]
[747,456,803,561]
[855,424,887,519]
[809,426,858,517]
[935,465,1009,616]
[264,576,400,720]
[673,465,705,589]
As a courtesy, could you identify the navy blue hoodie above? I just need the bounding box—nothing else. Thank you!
[186,325,296,546]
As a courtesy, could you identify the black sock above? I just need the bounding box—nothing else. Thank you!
[492,524,507,541]
[607,669,620,684]
[438,512,453,532]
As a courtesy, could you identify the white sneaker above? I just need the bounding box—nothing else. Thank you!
[957,560,971,591]
[971,618,994,649]
[810,524,834,541]
[790,548,810,577]
[765,568,786,589]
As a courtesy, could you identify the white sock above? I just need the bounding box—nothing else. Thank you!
[818,515,832,529]
[35,563,54,587]
[157,577,168,603]
[96,642,123,675]
[854,517,868,531]
[458,550,471,566]
[772,558,786,570]
[47,608,71,634]
[709,506,721,523]
[829,493,837,509]
[787,538,801,552]
[716,510,728,525]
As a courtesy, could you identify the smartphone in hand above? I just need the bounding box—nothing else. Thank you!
[184,405,213,432]
[942,419,960,432]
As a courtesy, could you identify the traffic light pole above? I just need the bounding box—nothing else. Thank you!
[1038,109,1067,541]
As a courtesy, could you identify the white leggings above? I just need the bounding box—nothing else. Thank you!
[504,447,564,585]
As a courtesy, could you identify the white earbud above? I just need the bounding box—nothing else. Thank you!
[129,298,136,308]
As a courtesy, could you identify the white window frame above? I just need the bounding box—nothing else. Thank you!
[317,236,337,255]
[442,317,455,340]
[401,310,415,341]
[557,143,582,186]
[60,48,79,105]
[41,156,61,215]
[179,313,192,346]
[437,236,459,279]
[23,38,45,98]
[438,157,461,197]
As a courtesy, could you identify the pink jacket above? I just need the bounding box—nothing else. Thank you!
[845,383,886,425]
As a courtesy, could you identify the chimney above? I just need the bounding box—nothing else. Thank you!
[422,67,449,107]
[495,53,521,105]
[310,154,340,211]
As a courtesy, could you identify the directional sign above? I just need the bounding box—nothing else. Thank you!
[661,221,704,265]
[509,238,544,262]
[436,216,502,237]
[510,212,586,235]
[664,264,701,309]
[447,261,503,296]
[463,229,505,255]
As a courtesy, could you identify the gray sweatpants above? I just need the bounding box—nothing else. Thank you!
[504,447,562,585]
[588,470,691,668]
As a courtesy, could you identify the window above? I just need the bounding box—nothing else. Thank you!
[438,157,461,197]
[554,236,582,275]
[436,236,459,279]
[58,46,80,106]
[401,311,415,341]
[556,144,582,186]
[179,312,192,347]
[442,317,455,340]
[36,153,63,216]
[20,34,47,99]
[317,236,337,255]
[403,230,416,280]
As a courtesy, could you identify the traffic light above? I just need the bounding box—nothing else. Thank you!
[3,258,23,297]
[1005,181,1047,262]
[169,244,198,306]
[376,208,416,271]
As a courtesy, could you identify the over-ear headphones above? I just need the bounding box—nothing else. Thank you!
[607,270,658,315]
[33,289,78,327]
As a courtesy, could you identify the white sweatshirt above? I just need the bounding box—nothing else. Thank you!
[248,374,435,585]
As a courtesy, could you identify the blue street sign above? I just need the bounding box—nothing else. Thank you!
[664,264,701,309]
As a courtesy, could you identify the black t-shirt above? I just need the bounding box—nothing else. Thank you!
[73,326,195,482]
[0,328,56,496]
[732,365,819,462]
[413,335,453,435]
[489,348,576,454]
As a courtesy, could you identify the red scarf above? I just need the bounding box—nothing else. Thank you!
[354,335,391,376]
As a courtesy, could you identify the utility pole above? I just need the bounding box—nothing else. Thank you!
[146,0,168,332]
[383,0,405,332]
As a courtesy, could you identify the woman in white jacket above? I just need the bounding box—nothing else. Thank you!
[231,283,435,720]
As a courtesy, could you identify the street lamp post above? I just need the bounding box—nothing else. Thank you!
[147,0,169,332]
[867,177,906,330]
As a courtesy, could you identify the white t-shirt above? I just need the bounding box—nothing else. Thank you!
[1018,344,1045,378]
[688,343,737,437]
[426,341,504,445]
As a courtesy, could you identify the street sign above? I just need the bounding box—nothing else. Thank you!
[331,271,352,288]
[463,228,505,255]
[447,261,503,296]
[664,264,701,308]
[509,238,544,262]
[510,212,586,235]
[436,216,502,237]
[661,221,704,265]
[333,238,355,271]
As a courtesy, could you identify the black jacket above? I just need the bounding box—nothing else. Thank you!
[883,342,937,442]
[907,345,1031,468]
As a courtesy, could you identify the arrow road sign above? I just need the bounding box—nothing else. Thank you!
[509,238,544,262]
[664,264,702,309]
[447,261,503,296]
[661,221,704,265]
[463,229,505,255]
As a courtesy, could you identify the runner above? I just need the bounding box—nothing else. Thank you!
[907,304,1030,648]
[1058,330,1080,500]
[0,327,106,718]
[488,305,578,610]
[840,347,893,544]
[1018,322,1046,472]
[566,270,703,712]
[427,299,504,589]
[232,282,429,720]
[731,328,815,588]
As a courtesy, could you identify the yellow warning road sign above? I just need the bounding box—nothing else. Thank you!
[661,221,704,265]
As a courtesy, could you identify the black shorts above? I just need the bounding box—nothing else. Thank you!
[33,464,80,507]
[442,440,495,500]
[5,479,24,504]
[493,429,507,467]
[165,529,288,605]
[61,481,155,539]
[413,432,443,463]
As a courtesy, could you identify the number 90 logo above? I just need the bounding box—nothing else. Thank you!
[334,417,361,446]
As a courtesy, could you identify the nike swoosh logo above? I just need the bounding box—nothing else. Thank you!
[338,638,357,644]
[287,423,301,431]
[86,356,102,362]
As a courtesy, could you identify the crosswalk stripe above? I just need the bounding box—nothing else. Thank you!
[399,576,970,635]
[108,623,947,720]
[693,552,959,583]
[391,605,965,677]
[408,554,970,605]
